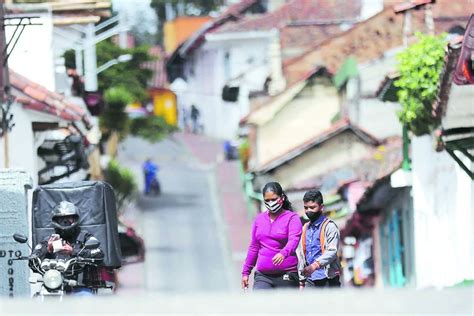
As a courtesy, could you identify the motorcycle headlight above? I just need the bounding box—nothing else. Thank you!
[43,270,63,290]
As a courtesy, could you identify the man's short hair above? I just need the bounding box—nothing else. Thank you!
[303,190,323,205]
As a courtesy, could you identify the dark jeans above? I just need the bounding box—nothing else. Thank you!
[253,271,299,290]
[306,276,341,288]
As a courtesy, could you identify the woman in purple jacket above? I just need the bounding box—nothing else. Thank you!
[241,182,303,290]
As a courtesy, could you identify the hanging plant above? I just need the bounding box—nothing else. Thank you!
[395,33,447,136]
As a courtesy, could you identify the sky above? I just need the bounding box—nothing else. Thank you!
[112,0,158,34]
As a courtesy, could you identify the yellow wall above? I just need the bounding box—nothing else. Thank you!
[151,89,177,126]
[164,16,211,54]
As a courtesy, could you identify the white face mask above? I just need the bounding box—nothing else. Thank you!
[264,200,283,214]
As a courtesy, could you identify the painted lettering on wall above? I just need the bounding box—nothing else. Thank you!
[0,249,22,297]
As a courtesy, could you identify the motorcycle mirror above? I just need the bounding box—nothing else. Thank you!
[13,233,28,244]
[84,239,100,249]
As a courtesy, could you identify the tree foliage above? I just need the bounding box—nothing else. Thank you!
[63,41,154,101]
[395,33,447,136]
[99,87,133,136]
[97,41,154,102]
[105,159,137,212]
[129,116,177,143]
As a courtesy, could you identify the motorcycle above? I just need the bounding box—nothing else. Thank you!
[12,233,109,301]
[149,177,161,196]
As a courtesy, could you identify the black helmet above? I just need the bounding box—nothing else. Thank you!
[51,201,79,235]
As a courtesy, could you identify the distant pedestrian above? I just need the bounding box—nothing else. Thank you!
[190,105,200,134]
[300,190,342,288]
[241,182,302,290]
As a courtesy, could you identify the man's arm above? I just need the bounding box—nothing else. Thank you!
[73,235,105,260]
[30,238,50,259]
[314,222,339,267]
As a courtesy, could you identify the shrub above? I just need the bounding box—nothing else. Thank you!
[105,159,137,212]
[129,116,177,143]
[99,87,133,137]
[394,33,447,136]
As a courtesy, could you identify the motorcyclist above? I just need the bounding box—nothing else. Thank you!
[142,158,159,195]
[30,201,104,294]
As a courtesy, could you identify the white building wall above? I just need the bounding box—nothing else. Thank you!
[412,135,473,288]
[0,106,57,186]
[354,52,402,139]
[180,33,272,140]
[6,11,56,91]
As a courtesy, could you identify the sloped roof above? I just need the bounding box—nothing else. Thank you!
[283,0,473,85]
[254,118,380,173]
[214,0,362,34]
[10,70,88,122]
[282,7,410,86]
[174,0,261,57]
[243,0,471,122]
[289,137,403,192]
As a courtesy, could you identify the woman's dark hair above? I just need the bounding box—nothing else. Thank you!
[262,182,293,211]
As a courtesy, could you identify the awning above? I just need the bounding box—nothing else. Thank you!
[441,127,474,179]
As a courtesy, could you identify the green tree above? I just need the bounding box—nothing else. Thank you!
[97,41,154,102]
[100,87,133,137]
[395,33,447,136]
[105,159,137,213]
[63,41,154,101]
[129,116,178,143]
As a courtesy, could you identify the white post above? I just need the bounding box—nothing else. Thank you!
[84,23,98,92]
[118,11,128,49]
[75,45,83,76]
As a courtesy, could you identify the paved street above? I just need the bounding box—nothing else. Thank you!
[116,135,235,293]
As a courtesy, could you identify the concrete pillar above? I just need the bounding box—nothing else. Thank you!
[75,45,83,76]
[84,23,98,92]
[0,169,32,297]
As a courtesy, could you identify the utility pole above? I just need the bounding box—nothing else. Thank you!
[0,0,10,168]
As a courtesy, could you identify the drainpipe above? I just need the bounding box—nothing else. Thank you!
[402,124,411,170]
[402,10,412,171]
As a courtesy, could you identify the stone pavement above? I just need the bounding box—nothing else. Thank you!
[175,133,252,282]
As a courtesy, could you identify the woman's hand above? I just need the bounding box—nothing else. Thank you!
[242,275,249,289]
[272,253,285,265]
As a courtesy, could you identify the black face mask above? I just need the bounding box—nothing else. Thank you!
[306,211,322,222]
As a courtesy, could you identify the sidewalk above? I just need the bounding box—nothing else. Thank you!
[176,133,252,280]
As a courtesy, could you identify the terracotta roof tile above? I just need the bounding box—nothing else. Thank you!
[215,0,362,33]
[282,0,472,86]
[24,86,48,102]
[10,70,86,121]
